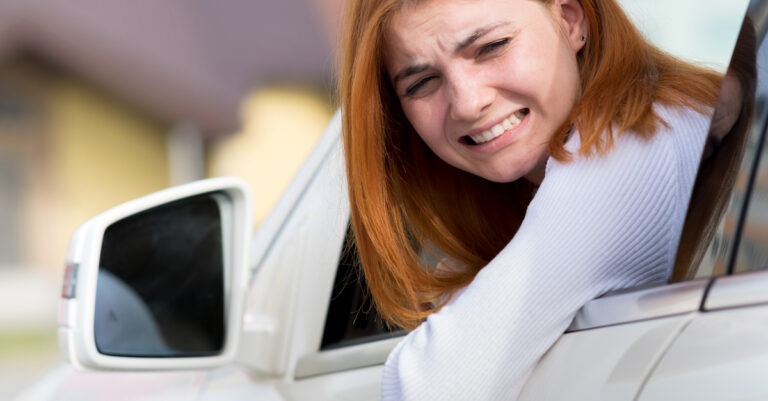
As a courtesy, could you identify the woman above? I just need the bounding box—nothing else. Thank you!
[339,0,722,398]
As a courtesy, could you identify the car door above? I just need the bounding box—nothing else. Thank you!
[267,140,402,400]
[274,223,403,401]
[518,270,710,400]
[520,5,767,400]
[637,5,768,396]
[195,114,401,401]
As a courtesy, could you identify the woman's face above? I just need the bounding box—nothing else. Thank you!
[384,0,587,183]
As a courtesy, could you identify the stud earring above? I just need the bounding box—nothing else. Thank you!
[580,34,586,42]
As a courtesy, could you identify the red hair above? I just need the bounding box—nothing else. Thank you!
[339,0,721,329]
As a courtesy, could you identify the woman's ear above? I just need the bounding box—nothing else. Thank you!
[554,0,588,52]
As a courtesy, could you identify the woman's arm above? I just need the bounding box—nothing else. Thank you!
[381,105,711,400]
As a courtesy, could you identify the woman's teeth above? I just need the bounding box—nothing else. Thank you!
[467,109,528,145]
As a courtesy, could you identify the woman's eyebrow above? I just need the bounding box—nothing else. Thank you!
[454,22,509,53]
[391,22,509,87]
[393,64,429,87]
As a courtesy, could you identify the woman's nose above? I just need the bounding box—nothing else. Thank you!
[447,73,494,121]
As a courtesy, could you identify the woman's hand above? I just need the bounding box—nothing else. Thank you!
[705,72,744,158]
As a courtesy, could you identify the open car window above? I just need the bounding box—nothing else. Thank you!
[320,225,402,350]
[675,5,768,281]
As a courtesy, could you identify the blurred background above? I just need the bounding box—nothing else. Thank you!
[0,0,751,398]
[0,0,343,398]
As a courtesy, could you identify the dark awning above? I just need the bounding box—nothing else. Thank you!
[0,0,337,135]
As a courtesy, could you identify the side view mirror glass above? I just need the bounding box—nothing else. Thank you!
[96,194,226,357]
[59,177,252,371]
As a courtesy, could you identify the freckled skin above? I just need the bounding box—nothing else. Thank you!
[384,0,587,183]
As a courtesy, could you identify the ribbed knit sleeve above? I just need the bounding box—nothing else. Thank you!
[381,105,711,400]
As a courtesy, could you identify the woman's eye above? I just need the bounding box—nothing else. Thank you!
[405,76,436,97]
[477,38,510,57]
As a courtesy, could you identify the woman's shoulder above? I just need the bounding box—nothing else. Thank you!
[653,102,713,171]
[655,103,714,134]
[562,103,711,159]
[548,102,711,198]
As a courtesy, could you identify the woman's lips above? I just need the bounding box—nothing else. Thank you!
[462,108,530,145]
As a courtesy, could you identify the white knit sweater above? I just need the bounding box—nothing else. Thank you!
[381,105,711,400]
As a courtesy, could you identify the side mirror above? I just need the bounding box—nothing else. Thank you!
[58,177,252,371]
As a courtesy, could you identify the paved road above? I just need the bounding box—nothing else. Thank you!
[0,347,60,400]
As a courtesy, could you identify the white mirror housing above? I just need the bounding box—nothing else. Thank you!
[58,177,252,371]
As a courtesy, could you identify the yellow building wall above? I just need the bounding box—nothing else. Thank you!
[21,77,333,269]
[208,86,334,226]
[41,80,170,268]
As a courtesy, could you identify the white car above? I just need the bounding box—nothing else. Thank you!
[16,3,768,400]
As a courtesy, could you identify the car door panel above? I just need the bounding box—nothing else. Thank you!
[705,269,768,309]
[637,303,768,400]
[519,313,695,400]
[294,337,400,379]
[197,365,284,401]
[236,125,349,377]
[277,365,383,401]
[519,279,709,400]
